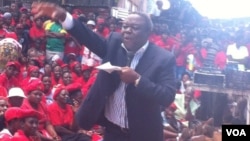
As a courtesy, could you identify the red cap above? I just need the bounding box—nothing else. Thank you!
[27,65,39,76]
[5,61,19,69]
[21,109,43,120]
[4,107,24,122]
[25,78,44,94]
[61,64,68,68]
[53,84,67,100]
[55,59,64,67]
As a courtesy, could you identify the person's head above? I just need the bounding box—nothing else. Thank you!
[87,12,96,21]
[44,63,52,76]
[27,65,40,78]
[34,18,43,28]
[61,64,69,74]
[10,3,17,12]
[62,71,72,86]
[5,61,19,78]
[109,23,117,32]
[67,83,83,105]
[0,96,8,115]
[181,72,191,83]
[25,78,44,105]
[82,65,93,80]
[164,103,177,118]
[15,23,24,34]
[53,85,69,105]
[8,87,26,107]
[42,75,51,92]
[21,110,41,137]
[53,65,62,79]
[156,0,163,9]
[70,61,82,75]
[121,12,153,52]
[66,53,77,63]
[86,20,96,30]
[4,107,24,133]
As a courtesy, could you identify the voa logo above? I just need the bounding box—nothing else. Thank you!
[226,129,246,136]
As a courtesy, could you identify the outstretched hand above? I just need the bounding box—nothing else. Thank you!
[31,2,67,21]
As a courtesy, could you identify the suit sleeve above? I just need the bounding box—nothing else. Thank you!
[136,54,176,107]
[67,20,108,59]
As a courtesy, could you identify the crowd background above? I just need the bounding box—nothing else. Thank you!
[0,0,249,141]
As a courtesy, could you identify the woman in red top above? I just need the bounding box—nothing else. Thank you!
[11,109,42,141]
[48,85,91,141]
[20,66,40,90]
[0,61,20,92]
[21,78,60,141]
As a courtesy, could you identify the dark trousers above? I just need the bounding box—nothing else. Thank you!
[103,120,130,141]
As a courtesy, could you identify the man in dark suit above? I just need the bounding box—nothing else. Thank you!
[31,2,176,141]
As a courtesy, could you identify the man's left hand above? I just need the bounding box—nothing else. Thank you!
[119,67,140,84]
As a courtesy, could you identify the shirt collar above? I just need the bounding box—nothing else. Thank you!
[0,128,12,136]
[121,41,149,55]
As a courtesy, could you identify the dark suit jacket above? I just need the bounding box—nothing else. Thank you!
[69,20,176,141]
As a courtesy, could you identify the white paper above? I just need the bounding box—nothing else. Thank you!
[95,62,121,73]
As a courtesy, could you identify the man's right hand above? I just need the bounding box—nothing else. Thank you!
[31,2,67,22]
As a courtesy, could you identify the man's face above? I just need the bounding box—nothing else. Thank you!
[9,97,24,107]
[121,14,150,52]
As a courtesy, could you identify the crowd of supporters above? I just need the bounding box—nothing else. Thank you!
[0,0,249,141]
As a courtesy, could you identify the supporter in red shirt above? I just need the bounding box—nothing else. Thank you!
[61,71,73,86]
[20,66,40,89]
[7,87,26,107]
[70,61,82,82]
[155,32,174,51]
[0,61,20,92]
[29,18,46,51]
[48,85,74,131]
[21,78,59,141]
[51,65,63,86]
[94,17,110,38]
[11,109,43,141]
[48,84,91,141]
[82,69,98,95]
[41,75,53,105]
[0,107,24,140]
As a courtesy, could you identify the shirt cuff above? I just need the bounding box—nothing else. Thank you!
[61,12,74,30]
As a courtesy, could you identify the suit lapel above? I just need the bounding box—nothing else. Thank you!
[135,44,156,75]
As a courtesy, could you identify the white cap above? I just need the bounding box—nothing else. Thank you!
[87,20,96,26]
[8,87,26,98]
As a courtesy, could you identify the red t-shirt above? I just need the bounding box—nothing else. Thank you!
[47,102,74,127]
[21,99,49,130]
[0,130,12,141]
[11,130,38,141]
[214,51,227,70]
[29,25,46,50]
